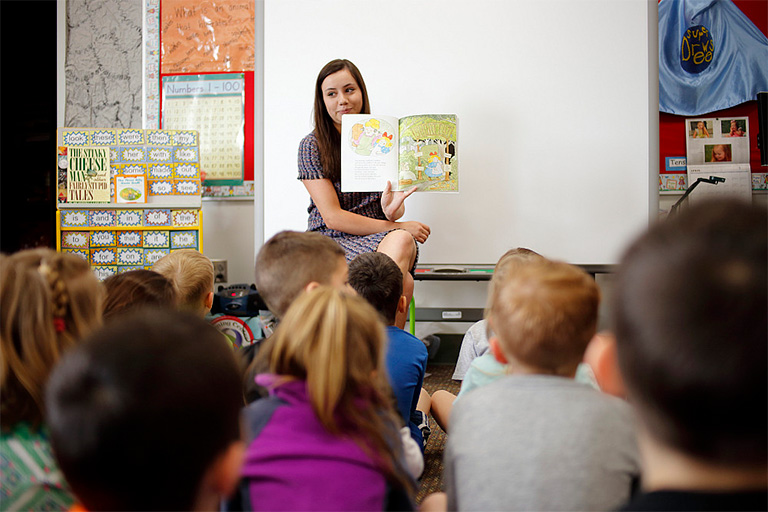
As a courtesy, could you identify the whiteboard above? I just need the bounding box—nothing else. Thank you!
[262,0,658,265]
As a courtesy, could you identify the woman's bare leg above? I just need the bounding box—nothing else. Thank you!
[377,230,418,327]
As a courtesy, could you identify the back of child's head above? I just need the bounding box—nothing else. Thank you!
[266,286,388,431]
[45,308,243,511]
[102,269,176,320]
[0,248,103,428]
[264,286,413,494]
[489,259,600,375]
[254,230,345,318]
[348,252,403,325]
[611,198,767,468]
[152,249,214,315]
[485,247,546,315]
[493,247,543,272]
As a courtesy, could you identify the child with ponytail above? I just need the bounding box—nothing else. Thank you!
[0,249,104,510]
[231,286,416,511]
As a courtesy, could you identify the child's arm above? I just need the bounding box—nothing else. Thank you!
[399,426,424,478]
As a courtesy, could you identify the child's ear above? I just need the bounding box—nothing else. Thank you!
[304,281,321,293]
[204,291,214,310]
[397,295,408,314]
[489,336,508,364]
[583,332,626,398]
[205,440,246,498]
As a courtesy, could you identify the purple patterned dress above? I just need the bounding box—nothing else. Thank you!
[298,132,391,262]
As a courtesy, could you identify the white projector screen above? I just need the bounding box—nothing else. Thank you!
[262,0,658,265]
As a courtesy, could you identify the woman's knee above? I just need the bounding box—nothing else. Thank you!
[378,230,417,266]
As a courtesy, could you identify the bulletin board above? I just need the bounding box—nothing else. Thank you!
[56,127,204,280]
[152,0,255,198]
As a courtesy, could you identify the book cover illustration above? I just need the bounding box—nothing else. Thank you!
[341,114,457,193]
[116,175,147,204]
[66,147,111,203]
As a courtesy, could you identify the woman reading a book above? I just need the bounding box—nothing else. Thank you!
[298,59,430,310]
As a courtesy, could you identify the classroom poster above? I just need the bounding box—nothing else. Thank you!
[685,117,752,203]
[685,117,750,165]
[160,0,255,74]
[162,74,245,185]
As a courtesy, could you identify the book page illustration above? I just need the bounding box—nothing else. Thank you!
[341,115,399,192]
[398,114,458,192]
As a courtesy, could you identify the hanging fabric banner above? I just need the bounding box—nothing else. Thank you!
[659,0,768,116]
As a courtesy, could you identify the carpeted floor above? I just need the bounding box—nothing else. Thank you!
[416,363,460,503]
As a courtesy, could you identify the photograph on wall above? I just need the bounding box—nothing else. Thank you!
[685,117,749,165]
[688,120,712,138]
[704,143,732,163]
[720,118,747,137]
[162,73,245,187]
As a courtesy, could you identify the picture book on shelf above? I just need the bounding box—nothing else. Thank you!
[341,114,458,193]
[60,146,111,203]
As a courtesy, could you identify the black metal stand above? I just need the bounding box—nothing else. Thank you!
[669,176,725,217]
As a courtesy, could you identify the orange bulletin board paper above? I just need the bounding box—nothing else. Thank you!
[161,0,255,74]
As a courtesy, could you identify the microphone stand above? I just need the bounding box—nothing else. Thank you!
[669,176,725,217]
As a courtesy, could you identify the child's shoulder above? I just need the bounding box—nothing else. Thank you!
[386,326,428,357]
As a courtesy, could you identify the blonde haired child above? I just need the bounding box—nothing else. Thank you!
[443,260,640,511]
[233,287,415,510]
[152,249,215,316]
[430,248,546,431]
[0,249,103,510]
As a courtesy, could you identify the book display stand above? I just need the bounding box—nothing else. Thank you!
[55,128,203,280]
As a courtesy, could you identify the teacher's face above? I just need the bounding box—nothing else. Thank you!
[321,68,363,130]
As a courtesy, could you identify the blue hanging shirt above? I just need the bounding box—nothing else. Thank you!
[659,0,768,115]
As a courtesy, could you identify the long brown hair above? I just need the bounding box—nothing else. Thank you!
[264,287,414,495]
[0,249,104,428]
[313,59,370,182]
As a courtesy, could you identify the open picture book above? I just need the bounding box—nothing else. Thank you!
[341,114,458,193]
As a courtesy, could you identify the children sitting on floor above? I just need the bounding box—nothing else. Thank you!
[348,252,430,455]
[435,259,641,511]
[45,308,244,511]
[152,249,215,317]
[451,248,544,381]
[431,248,600,432]
[246,232,423,478]
[0,249,104,510]
[101,269,177,320]
[231,287,416,511]
[241,230,350,401]
[611,198,767,511]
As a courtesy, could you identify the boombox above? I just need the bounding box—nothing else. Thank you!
[211,283,268,317]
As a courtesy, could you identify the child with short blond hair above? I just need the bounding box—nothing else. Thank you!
[152,249,214,316]
[254,230,347,319]
[443,260,641,511]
